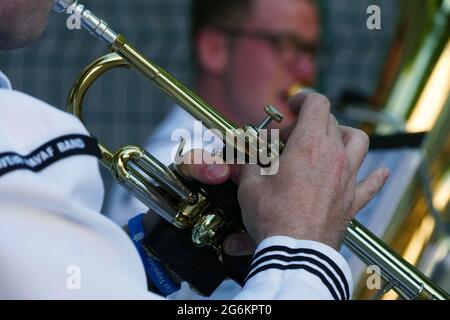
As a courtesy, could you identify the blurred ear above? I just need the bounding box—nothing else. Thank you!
[195,28,229,75]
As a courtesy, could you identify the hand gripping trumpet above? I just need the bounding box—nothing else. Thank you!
[54,0,449,299]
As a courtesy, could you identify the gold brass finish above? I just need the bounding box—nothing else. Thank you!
[192,211,225,247]
[177,194,210,228]
[67,53,128,168]
[257,105,284,130]
[264,105,284,123]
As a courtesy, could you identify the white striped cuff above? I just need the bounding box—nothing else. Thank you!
[245,236,353,300]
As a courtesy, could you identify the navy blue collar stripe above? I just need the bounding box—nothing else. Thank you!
[0,134,101,177]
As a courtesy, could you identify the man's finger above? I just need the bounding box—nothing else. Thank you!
[223,232,256,256]
[176,149,231,184]
[288,92,331,138]
[351,168,390,217]
[327,114,344,146]
[340,126,370,173]
[288,89,318,114]
[281,114,341,143]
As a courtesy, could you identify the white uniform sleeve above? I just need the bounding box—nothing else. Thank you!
[234,236,352,300]
[0,87,157,299]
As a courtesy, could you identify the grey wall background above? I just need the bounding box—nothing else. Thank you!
[0,0,398,211]
[319,0,399,99]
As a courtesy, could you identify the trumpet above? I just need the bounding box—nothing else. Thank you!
[54,0,449,299]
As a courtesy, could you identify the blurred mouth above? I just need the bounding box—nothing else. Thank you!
[278,83,304,103]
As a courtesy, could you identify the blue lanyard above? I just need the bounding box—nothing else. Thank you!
[128,214,180,296]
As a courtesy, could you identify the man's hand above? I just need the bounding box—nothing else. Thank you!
[237,92,389,250]
[176,92,389,252]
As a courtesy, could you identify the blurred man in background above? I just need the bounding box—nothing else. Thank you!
[108,0,322,299]
[191,0,319,128]
[108,0,320,220]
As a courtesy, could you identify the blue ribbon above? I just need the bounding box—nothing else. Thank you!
[128,214,180,296]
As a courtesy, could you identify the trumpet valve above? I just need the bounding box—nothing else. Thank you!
[257,105,284,130]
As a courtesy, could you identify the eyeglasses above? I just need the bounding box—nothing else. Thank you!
[213,26,320,64]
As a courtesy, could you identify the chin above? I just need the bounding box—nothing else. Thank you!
[0,31,39,50]
[0,17,50,50]
[0,0,52,50]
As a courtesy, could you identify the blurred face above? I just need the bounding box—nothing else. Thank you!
[0,0,54,50]
[223,0,320,127]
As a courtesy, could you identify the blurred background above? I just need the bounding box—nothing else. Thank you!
[0,0,448,299]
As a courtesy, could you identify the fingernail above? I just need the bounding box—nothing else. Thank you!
[207,164,227,178]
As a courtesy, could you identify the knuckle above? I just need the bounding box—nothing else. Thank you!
[334,148,348,169]
[356,130,370,148]
[336,147,348,162]
[309,93,331,110]
[329,113,339,125]
[302,135,324,157]
[348,128,369,148]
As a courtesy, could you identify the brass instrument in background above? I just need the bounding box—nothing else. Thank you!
[337,0,450,299]
[53,0,449,299]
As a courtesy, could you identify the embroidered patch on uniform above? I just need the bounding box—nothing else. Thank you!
[0,134,101,177]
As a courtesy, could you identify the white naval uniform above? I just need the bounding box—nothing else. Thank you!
[0,71,352,299]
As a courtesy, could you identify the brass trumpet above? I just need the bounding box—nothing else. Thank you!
[54,0,449,299]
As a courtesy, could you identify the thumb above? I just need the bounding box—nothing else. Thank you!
[175,149,231,184]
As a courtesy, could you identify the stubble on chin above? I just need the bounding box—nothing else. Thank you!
[0,0,53,50]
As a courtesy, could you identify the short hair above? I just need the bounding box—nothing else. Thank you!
[191,0,255,40]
